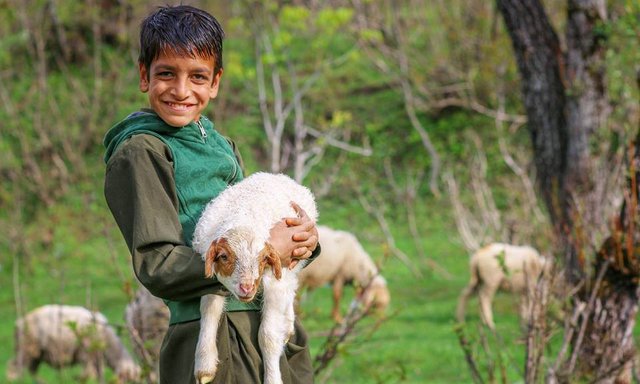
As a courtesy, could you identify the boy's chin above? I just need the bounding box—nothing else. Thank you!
[160,115,194,127]
[155,108,200,127]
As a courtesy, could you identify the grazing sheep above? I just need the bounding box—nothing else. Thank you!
[125,285,169,382]
[456,243,548,329]
[191,172,318,384]
[298,225,390,322]
[6,304,141,383]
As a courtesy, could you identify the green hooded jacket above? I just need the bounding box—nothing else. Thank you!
[104,110,259,324]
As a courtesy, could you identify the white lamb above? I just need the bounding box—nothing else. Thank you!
[6,304,141,383]
[298,225,390,322]
[191,172,318,384]
[456,243,549,329]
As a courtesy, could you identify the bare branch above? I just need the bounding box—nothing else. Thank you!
[444,171,482,252]
[356,187,423,278]
[305,126,372,156]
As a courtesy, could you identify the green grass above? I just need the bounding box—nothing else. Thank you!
[297,199,534,384]
[0,175,550,384]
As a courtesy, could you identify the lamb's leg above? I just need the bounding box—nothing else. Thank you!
[284,295,296,342]
[456,282,476,323]
[478,285,498,330]
[331,276,345,323]
[260,274,297,384]
[195,294,226,384]
[456,265,479,323]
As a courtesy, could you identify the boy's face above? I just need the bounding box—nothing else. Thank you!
[139,51,222,127]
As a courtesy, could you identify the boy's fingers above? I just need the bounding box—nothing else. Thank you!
[292,247,313,258]
[292,235,318,252]
[292,221,315,237]
[290,201,303,215]
[285,217,315,231]
[292,232,317,242]
[290,201,310,219]
[285,216,303,226]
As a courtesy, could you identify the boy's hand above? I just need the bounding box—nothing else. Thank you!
[268,202,318,269]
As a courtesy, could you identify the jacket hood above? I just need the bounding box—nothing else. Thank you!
[103,110,176,163]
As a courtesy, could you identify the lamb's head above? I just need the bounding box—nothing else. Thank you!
[114,359,141,383]
[204,227,282,302]
[361,275,391,315]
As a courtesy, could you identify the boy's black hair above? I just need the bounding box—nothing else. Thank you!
[139,5,225,76]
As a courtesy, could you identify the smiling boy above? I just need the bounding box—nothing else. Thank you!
[103,5,318,384]
[139,52,222,128]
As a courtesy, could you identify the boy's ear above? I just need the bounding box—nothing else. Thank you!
[209,69,223,100]
[139,62,149,93]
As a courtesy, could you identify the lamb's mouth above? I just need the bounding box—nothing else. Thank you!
[238,295,255,302]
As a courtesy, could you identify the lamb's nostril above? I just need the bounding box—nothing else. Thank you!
[239,283,254,295]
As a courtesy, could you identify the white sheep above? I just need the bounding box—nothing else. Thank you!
[297,225,390,322]
[125,285,169,382]
[191,172,318,384]
[6,304,141,383]
[456,243,549,329]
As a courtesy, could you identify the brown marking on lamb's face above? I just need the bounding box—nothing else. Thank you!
[259,243,282,280]
[204,238,237,278]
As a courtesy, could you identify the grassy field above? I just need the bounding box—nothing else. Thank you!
[0,175,540,384]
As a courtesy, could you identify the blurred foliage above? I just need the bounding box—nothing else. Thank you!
[0,0,636,282]
[0,0,636,268]
[0,0,640,218]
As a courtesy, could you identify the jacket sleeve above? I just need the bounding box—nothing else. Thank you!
[104,134,225,301]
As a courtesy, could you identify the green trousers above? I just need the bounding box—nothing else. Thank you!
[159,312,314,384]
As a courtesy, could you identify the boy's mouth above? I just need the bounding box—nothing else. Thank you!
[165,102,194,111]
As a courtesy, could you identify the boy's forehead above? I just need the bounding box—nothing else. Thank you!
[152,50,217,70]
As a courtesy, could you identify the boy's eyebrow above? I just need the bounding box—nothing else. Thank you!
[191,67,213,74]
[153,64,213,74]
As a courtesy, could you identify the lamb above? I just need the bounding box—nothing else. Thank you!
[297,225,390,322]
[191,172,318,384]
[125,285,170,382]
[6,304,141,383]
[456,243,549,330]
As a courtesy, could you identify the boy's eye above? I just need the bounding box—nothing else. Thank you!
[156,71,173,78]
[192,74,209,82]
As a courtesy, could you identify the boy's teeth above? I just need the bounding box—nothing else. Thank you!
[169,103,188,110]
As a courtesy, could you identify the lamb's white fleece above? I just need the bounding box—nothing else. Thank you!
[192,172,318,257]
[191,172,318,384]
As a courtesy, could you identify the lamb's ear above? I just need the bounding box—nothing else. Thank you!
[262,243,282,280]
[204,240,218,278]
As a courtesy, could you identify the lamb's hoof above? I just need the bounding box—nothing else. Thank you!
[196,372,215,384]
[194,353,218,383]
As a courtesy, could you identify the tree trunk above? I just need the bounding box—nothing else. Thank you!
[564,0,609,191]
[497,0,638,381]
[496,0,569,228]
[581,135,640,383]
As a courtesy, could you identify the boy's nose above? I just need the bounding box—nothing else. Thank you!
[171,78,190,99]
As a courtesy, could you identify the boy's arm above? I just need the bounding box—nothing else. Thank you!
[104,134,225,302]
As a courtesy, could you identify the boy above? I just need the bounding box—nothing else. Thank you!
[103,5,319,384]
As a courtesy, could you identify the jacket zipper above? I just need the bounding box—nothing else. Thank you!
[196,119,207,142]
